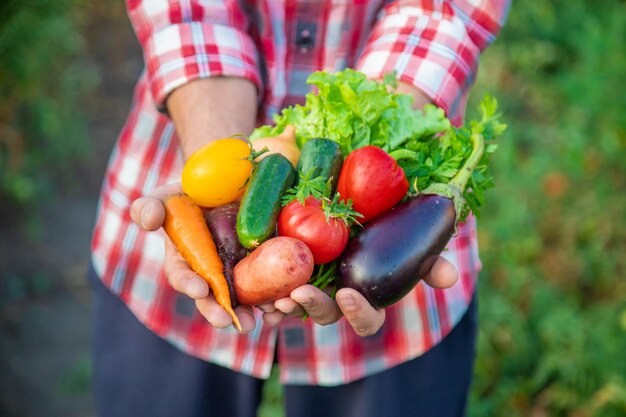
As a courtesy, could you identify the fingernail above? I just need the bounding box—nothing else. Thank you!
[292,288,313,305]
[140,204,153,229]
[339,294,355,310]
[297,296,312,307]
[239,321,254,334]
[258,304,276,313]
[186,281,206,298]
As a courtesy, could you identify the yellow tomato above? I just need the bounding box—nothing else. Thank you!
[182,138,252,207]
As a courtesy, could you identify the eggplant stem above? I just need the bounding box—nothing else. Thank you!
[449,132,485,191]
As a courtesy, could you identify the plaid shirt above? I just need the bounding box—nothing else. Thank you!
[92,0,509,385]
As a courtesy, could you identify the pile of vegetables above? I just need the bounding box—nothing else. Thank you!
[159,69,506,327]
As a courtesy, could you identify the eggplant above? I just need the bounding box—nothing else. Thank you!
[204,203,249,307]
[337,194,455,308]
[337,130,487,308]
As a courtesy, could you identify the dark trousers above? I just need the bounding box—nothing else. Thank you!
[90,266,477,417]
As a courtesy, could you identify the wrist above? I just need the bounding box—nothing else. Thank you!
[395,81,433,110]
[167,77,258,160]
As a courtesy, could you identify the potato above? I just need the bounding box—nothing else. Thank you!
[233,236,314,305]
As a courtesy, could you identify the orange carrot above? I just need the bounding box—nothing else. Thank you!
[162,194,242,331]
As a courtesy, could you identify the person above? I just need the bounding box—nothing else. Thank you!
[89,1,510,416]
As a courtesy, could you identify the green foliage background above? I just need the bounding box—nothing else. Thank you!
[467,1,626,415]
[0,0,97,208]
[262,1,626,416]
[0,0,624,416]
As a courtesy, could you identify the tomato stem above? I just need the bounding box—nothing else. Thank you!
[281,168,329,206]
[321,193,363,227]
[248,146,269,161]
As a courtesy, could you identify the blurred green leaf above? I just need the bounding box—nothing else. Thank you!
[467,1,626,416]
[0,0,98,211]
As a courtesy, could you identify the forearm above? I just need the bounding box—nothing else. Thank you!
[167,77,258,160]
[357,1,510,124]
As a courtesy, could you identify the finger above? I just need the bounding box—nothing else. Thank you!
[164,239,209,298]
[274,297,306,317]
[130,197,166,231]
[233,305,256,333]
[262,310,286,327]
[130,183,183,230]
[290,285,342,326]
[335,288,385,337]
[144,182,184,202]
[195,297,232,328]
[256,303,277,313]
[195,298,256,332]
[423,256,459,289]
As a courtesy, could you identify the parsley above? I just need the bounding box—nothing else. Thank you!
[251,69,506,222]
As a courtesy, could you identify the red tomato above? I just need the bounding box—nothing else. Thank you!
[336,145,409,223]
[277,197,349,264]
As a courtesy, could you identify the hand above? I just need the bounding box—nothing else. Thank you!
[261,257,459,336]
[130,183,256,333]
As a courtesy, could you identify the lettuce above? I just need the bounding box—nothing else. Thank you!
[250,69,505,219]
[250,69,449,154]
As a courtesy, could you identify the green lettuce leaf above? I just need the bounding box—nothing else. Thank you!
[249,69,506,219]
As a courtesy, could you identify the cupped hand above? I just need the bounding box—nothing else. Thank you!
[129,183,255,333]
[262,256,459,336]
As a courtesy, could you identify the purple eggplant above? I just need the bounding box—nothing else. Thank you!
[337,194,455,308]
[337,130,487,308]
[204,203,249,307]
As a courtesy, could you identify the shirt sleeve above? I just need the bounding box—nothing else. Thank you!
[356,0,511,125]
[126,0,262,111]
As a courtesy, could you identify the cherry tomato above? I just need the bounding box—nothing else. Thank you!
[337,145,409,223]
[277,197,349,264]
[182,138,252,207]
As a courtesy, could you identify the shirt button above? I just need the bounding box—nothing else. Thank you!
[296,23,316,54]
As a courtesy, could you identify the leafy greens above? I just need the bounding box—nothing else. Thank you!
[250,69,506,221]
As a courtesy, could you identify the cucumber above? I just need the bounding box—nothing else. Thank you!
[237,153,296,249]
[296,138,343,193]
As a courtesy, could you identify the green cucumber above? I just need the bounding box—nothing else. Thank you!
[296,138,343,193]
[237,153,296,249]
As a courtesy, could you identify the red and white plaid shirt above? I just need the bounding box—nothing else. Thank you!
[92,0,509,385]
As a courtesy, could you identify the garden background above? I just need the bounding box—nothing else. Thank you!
[1,1,624,416]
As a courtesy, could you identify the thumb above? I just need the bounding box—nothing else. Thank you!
[336,288,385,337]
[130,183,183,230]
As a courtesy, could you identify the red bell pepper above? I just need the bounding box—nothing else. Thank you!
[336,145,409,223]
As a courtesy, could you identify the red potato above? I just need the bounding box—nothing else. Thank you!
[233,236,314,305]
